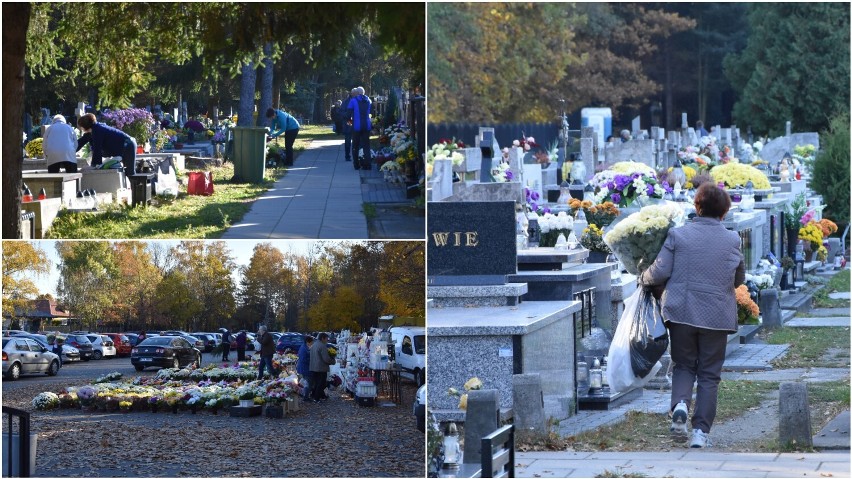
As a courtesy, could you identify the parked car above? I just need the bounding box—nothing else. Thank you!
[64,334,94,361]
[102,333,132,357]
[161,331,205,350]
[22,333,80,363]
[414,385,426,432]
[124,333,141,347]
[390,326,426,386]
[131,336,202,371]
[276,333,309,354]
[195,332,222,347]
[191,333,216,352]
[230,332,259,351]
[86,334,117,360]
[2,337,61,379]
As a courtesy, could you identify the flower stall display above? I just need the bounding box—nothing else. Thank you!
[604,203,684,275]
[24,138,44,158]
[101,108,156,145]
[538,211,574,247]
[735,284,760,325]
[710,162,771,190]
[32,392,60,410]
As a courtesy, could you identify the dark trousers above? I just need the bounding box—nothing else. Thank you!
[302,371,314,399]
[352,129,371,169]
[668,322,729,434]
[283,128,299,165]
[48,161,78,173]
[237,347,246,362]
[258,354,276,379]
[312,371,328,401]
[343,127,352,160]
[122,138,137,175]
[222,342,231,361]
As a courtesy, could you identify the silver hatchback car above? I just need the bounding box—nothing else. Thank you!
[2,337,61,380]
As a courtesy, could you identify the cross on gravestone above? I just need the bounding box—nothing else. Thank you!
[785,121,792,138]
[631,116,641,136]
[479,130,496,183]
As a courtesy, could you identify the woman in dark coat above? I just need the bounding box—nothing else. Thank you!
[641,182,745,448]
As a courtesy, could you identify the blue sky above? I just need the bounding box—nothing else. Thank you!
[31,240,327,297]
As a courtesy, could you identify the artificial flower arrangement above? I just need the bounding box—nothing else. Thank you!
[580,224,611,253]
[492,161,513,183]
[525,187,549,215]
[604,203,684,275]
[24,138,44,158]
[590,161,656,188]
[538,211,574,247]
[735,284,760,325]
[448,377,483,410]
[101,108,156,145]
[513,134,538,152]
[426,138,465,167]
[153,129,170,151]
[784,193,809,230]
[710,162,771,189]
[591,170,670,208]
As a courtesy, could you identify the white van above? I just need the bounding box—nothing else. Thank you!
[389,326,425,386]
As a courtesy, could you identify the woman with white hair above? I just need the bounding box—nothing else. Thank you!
[43,114,79,173]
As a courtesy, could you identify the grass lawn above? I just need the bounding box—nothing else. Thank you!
[764,326,851,369]
[812,269,851,308]
[47,125,338,239]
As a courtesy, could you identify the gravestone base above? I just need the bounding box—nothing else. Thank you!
[428,283,527,308]
[578,387,643,411]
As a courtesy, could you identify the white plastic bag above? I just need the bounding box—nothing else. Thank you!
[606,288,665,393]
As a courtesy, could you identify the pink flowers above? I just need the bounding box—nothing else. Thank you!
[800,210,815,226]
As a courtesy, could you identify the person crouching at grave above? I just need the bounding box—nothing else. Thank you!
[44,115,80,173]
[297,335,315,401]
[76,113,137,175]
[639,183,745,449]
[266,107,300,166]
[347,86,373,170]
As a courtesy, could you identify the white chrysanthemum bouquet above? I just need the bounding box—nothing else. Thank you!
[604,203,684,275]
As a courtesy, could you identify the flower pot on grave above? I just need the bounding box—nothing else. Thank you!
[805,250,814,262]
[587,251,608,263]
[239,399,254,408]
[265,404,285,419]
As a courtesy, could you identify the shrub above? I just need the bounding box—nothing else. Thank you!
[811,113,850,229]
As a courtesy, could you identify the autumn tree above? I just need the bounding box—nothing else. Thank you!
[154,270,203,332]
[307,286,364,332]
[240,242,293,329]
[112,242,162,330]
[1,241,51,321]
[379,242,425,319]
[56,241,119,331]
[169,241,237,331]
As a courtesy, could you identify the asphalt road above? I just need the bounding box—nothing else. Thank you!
[2,352,236,392]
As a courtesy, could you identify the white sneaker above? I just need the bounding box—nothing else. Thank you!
[670,401,689,438]
[690,428,710,448]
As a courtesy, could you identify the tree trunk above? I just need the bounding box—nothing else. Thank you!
[2,3,30,239]
[237,62,257,127]
[664,38,673,131]
[257,43,273,127]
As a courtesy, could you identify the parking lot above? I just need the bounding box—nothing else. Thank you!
[2,352,425,477]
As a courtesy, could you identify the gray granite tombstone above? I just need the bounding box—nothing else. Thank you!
[512,374,547,441]
[785,121,792,138]
[579,138,594,180]
[463,390,500,464]
[779,382,812,448]
[479,131,496,183]
[427,201,517,286]
[430,159,454,202]
[681,112,688,129]
[759,288,782,328]
[631,116,641,137]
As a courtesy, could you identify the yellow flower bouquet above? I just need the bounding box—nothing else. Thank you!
[799,221,824,250]
[710,162,771,189]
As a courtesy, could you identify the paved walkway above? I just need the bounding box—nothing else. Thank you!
[723,344,789,370]
[222,139,367,238]
[786,316,850,327]
[515,450,850,478]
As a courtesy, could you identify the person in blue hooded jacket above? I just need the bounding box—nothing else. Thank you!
[76,113,137,174]
[266,107,300,166]
[296,335,315,400]
[347,86,373,170]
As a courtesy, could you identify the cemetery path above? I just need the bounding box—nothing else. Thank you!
[221,139,369,239]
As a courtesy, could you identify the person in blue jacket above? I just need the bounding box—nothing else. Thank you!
[296,335,315,400]
[76,113,137,174]
[347,86,372,170]
[266,107,300,166]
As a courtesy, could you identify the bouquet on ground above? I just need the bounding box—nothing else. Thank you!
[604,203,684,275]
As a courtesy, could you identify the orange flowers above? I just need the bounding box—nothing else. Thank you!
[818,219,838,237]
[735,285,760,324]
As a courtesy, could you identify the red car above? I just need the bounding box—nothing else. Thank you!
[104,333,132,357]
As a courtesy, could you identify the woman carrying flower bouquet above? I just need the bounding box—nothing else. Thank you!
[640,182,745,448]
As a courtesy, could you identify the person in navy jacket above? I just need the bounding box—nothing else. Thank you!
[296,335,315,400]
[347,86,373,170]
[76,113,137,174]
[266,107,300,166]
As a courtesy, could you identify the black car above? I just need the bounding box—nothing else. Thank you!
[64,334,94,361]
[276,333,310,354]
[191,333,216,352]
[131,336,201,371]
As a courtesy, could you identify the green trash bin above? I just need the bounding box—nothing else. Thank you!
[231,127,268,183]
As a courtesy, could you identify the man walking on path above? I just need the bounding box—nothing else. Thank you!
[337,95,354,162]
[235,330,247,362]
[309,332,336,402]
[257,326,276,379]
[347,86,372,170]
